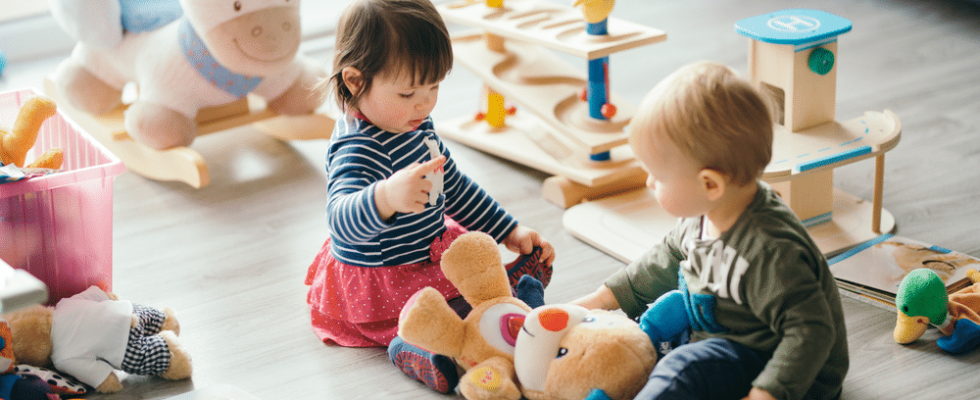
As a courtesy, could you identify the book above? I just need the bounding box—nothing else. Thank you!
[827,234,980,306]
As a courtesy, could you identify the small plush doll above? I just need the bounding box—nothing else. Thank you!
[3,286,192,393]
[0,95,63,171]
[894,268,980,354]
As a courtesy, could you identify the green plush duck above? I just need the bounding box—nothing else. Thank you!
[894,268,980,354]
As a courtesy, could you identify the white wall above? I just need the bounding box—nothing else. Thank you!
[0,0,351,63]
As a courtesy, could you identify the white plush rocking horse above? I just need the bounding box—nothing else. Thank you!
[45,0,333,187]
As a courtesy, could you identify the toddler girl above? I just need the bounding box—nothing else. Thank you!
[305,0,555,393]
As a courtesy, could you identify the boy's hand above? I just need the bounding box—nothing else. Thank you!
[742,388,776,400]
[376,156,445,220]
[570,284,620,311]
[502,225,555,266]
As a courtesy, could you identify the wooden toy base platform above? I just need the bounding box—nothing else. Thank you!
[43,78,334,188]
[563,187,895,264]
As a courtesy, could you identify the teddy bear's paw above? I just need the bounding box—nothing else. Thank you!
[460,366,521,400]
[162,307,180,336]
[159,331,192,381]
[95,371,123,393]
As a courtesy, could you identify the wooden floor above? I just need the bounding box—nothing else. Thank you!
[1,0,979,398]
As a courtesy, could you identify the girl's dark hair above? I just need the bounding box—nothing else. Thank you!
[323,0,453,112]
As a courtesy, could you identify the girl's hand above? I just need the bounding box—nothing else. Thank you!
[742,388,776,400]
[375,156,445,220]
[502,225,556,266]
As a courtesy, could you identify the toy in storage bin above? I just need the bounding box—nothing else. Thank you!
[0,88,125,304]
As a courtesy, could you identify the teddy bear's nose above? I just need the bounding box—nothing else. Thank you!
[539,308,570,332]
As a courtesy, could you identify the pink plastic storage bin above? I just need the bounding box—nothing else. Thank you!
[0,88,125,304]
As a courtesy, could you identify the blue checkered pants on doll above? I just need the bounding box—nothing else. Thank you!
[120,304,171,375]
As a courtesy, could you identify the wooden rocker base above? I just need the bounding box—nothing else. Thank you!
[563,187,896,264]
[44,78,334,188]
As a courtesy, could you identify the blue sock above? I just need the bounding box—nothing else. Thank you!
[515,275,545,309]
[388,336,459,393]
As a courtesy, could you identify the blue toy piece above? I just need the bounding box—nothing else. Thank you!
[585,387,613,400]
[0,49,7,77]
[734,9,852,48]
[937,319,980,354]
[586,56,610,121]
[584,18,615,162]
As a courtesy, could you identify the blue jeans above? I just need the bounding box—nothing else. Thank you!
[635,337,771,400]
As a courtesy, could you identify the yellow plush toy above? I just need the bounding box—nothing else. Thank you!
[398,232,657,400]
[0,95,63,170]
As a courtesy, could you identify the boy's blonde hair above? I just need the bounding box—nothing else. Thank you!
[631,61,773,186]
[321,0,453,111]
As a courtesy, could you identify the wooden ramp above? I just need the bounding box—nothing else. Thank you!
[436,0,667,208]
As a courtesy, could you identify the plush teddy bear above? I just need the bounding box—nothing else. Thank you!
[398,231,657,400]
[398,231,532,400]
[47,0,326,150]
[0,94,63,171]
[2,286,192,393]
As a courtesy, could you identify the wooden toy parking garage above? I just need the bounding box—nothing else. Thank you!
[560,9,902,261]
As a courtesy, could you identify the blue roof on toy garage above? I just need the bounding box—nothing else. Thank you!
[735,9,852,45]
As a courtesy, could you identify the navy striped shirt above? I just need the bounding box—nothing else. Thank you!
[326,115,517,267]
